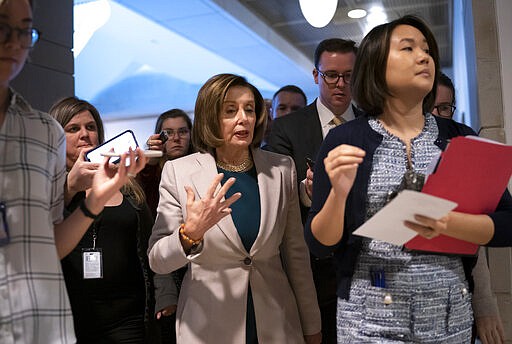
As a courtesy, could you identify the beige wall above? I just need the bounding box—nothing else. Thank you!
[473,0,512,342]
[11,0,74,112]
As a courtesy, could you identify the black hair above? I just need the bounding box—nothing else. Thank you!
[314,38,358,69]
[272,85,307,104]
[351,15,440,115]
[438,72,455,104]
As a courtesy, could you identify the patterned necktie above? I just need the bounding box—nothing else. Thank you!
[330,116,345,126]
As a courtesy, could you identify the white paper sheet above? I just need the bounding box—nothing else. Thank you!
[353,190,458,246]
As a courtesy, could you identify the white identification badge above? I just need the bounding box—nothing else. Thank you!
[82,248,103,279]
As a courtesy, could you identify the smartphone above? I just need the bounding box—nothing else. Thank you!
[159,130,169,144]
[306,157,315,169]
[101,150,163,158]
[85,130,139,164]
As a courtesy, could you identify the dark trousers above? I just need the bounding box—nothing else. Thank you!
[76,314,145,344]
[311,255,338,344]
[158,314,177,344]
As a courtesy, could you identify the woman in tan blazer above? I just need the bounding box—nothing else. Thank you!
[148,74,321,343]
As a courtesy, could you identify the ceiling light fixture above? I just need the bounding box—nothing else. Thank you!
[347,9,367,19]
[299,0,338,28]
[363,6,388,34]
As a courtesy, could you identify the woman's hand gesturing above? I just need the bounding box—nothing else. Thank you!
[181,173,241,243]
[324,144,365,198]
[86,147,148,214]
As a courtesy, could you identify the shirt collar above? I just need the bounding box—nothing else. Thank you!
[316,98,355,127]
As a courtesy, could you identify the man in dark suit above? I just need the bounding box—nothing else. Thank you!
[265,38,358,344]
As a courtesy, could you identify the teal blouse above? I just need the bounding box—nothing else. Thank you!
[219,167,260,251]
[218,166,260,344]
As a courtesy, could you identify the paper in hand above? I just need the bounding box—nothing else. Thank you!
[353,190,457,246]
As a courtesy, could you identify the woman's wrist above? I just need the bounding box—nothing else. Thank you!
[82,195,105,218]
[179,223,203,245]
[79,198,101,219]
[64,176,77,205]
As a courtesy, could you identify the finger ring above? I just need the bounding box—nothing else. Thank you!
[127,172,137,178]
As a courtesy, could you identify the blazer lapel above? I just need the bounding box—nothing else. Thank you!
[249,148,282,256]
[189,153,217,199]
[190,153,247,254]
[304,100,323,153]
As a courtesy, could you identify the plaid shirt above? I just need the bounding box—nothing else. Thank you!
[0,91,75,343]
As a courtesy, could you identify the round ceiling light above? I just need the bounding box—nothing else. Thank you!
[299,0,338,28]
[348,9,367,19]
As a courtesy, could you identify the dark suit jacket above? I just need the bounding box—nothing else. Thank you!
[265,100,341,343]
[265,101,323,187]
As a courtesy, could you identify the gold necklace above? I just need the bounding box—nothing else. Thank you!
[216,156,254,172]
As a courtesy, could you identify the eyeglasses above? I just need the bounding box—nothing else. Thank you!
[161,128,190,140]
[433,104,456,119]
[0,201,10,246]
[318,70,352,85]
[0,23,40,49]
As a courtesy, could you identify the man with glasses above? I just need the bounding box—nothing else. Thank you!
[265,38,359,344]
[432,72,456,119]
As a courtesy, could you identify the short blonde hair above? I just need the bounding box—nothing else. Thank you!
[192,74,267,154]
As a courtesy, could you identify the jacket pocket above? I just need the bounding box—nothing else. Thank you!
[360,286,412,341]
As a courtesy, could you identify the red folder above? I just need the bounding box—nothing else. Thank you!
[404,136,512,255]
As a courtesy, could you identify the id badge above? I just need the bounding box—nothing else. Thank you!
[82,248,103,279]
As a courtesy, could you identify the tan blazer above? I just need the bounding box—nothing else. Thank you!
[148,148,321,343]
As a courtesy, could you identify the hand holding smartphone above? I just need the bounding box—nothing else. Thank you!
[101,150,163,158]
[158,130,169,144]
[306,157,315,169]
[85,130,139,164]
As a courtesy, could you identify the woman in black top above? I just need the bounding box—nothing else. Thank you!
[50,96,163,343]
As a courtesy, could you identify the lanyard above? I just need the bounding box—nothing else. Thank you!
[92,225,98,249]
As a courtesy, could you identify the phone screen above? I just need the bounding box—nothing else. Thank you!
[85,130,139,164]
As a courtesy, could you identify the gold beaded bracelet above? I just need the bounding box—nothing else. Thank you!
[179,223,203,246]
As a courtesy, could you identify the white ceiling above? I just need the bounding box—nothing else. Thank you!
[74,0,452,120]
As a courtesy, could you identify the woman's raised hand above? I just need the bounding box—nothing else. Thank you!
[65,149,100,204]
[182,173,241,241]
[85,147,148,214]
[146,133,165,151]
[66,149,100,196]
[324,144,365,199]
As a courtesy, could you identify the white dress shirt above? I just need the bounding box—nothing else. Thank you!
[317,98,356,138]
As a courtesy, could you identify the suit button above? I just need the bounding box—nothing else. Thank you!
[243,257,252,265]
